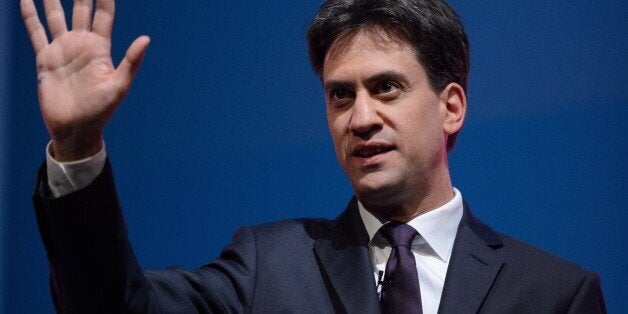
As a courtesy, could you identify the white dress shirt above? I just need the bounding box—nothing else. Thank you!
[45,141,107,197]
[45,143,464,314]
[358,188,463,314]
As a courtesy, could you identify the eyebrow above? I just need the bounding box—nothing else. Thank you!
[324,70,409,91]
[366,71,407,85]
[324,80,353,92]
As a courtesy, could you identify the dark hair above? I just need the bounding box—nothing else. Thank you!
[306,0,470,151]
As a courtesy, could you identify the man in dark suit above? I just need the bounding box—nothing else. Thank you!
[23,0,605,312]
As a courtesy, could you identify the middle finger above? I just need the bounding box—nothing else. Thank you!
[72,0,94,31]
[43,0,68,38]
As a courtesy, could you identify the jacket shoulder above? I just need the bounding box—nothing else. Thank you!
[497,232,591,278]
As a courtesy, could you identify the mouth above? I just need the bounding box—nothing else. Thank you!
[352,142,395,159]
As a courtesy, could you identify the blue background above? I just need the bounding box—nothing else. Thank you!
[2,1,626,312]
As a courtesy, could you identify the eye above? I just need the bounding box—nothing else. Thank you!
[327,87,355,109]
[329,88,353,100]
[376,81,399,94]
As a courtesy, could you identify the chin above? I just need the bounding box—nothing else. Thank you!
[352,172,403,204]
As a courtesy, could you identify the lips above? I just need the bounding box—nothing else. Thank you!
[352,142,395,158]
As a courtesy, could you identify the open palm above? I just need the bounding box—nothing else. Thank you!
[21,0,149,160]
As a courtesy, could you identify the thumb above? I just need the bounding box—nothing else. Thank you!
[115,35,151,92]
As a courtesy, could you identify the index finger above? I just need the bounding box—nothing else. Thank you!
[20,0,49,53]
[42,0,69,38]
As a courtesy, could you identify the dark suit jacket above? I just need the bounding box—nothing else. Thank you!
[33,161,606,313]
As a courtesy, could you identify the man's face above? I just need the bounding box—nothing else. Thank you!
[323,30,451,212]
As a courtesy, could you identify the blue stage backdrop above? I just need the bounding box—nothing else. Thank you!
[4,1,627,312]
[0,0,10,311]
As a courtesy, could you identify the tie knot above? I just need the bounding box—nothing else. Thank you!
[380,222,417,247]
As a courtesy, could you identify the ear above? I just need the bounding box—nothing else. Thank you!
[440,82,467,136]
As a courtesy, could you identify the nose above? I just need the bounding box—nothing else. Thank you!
[349,91,383,138]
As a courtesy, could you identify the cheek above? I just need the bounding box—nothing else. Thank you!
[395,106,443,152]
[327,116,348,157]
[328,110,349,139]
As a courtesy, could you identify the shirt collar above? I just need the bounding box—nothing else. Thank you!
[358,188,464,263]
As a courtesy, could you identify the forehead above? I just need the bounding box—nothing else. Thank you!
[322,28,422,81]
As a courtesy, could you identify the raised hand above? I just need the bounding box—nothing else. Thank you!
[21,0,150,161]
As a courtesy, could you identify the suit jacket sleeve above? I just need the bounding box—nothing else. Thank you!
[33,159,256,313]
[567,271,606,313]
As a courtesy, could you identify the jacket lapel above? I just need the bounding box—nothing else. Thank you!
[313,198,381,314]
[438,203,505,314]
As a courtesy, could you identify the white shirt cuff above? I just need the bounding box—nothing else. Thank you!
[46,141,107,198]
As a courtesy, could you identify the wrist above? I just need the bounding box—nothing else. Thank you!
[50,135,103,162]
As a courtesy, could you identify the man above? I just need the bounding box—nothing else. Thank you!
[22,0,605,313]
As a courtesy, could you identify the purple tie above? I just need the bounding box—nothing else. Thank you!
[380,222,422,314]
